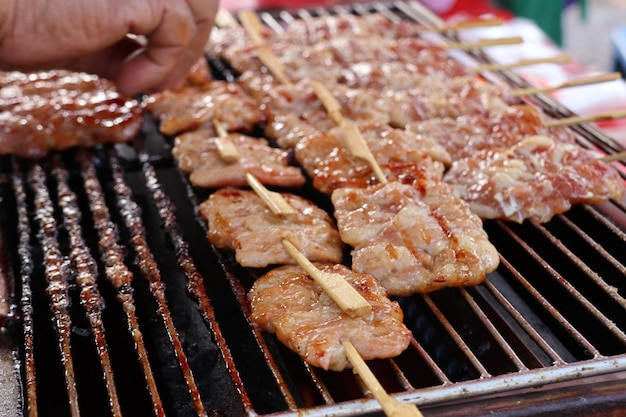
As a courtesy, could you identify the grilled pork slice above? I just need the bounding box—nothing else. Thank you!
[248,264,412,371]
[295,123,448,194]
[199,188,343,268]
[340,63,476,91]
[142,79,263,136]
[252,78,394,148]
[210,13,422,58]
[172,129,305,188]
[0,70,142,158]
[407,104,576,160]
[443,135,626,223]
[332,180,499,295]
[222,36,464,84]
[384,77,511,128]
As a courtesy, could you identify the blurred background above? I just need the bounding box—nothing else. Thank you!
[563,0,626,72]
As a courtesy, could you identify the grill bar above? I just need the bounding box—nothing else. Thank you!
[52,159,122,417]
[458,288,528,371]
[136,151,259,415]
[480,278,566,365]
[108,152,208,417]
[12,163,38,417]
[29,164,80,417]
[79,153,166,417]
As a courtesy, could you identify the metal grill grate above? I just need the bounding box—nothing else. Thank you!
[1,1,626,416]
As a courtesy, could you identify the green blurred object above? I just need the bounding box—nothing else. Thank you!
[494,0,587,46]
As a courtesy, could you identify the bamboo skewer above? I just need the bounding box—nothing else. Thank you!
[343,341,424,417]
[211,118,297,218]
[309,80,388,184]
[237,12,387,184]
[282,240,372,318]
[512,72,622,97]
[238,9,267,45]
[215,8,240,28]
[239,172,373,318]
[415,17,504,33]
[473,55,571,72]
[443,36,524,50]
[599,150,626,163]
[212,119,242,162]
[245,172,298,218]
[546,108,626,128]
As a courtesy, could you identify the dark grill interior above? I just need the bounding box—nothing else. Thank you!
[1,1,626,416]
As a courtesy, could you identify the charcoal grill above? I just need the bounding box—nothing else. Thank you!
[1,1,626,416]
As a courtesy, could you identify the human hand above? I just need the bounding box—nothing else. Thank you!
[0,0,218,96]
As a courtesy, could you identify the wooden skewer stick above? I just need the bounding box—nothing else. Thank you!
[237,10,294,86]
[309,80,388,184]
[599,150,626,163]
[214,8,240,28]
[238,9,266,45]
[546,108,626,128]
[473,55,571,72]
[512,72,622,97]
[212,119,242,162]
[245,172,298,218]
[415,17,504,33]
[282,240,372,318]
[444,36,524,50]
[343,340,424,417]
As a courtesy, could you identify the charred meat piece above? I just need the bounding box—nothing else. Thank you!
[0,70,142,158]
[248,263,412,371]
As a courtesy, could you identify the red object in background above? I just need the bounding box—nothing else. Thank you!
[433,0,512,21]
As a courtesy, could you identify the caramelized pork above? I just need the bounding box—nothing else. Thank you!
[332,180,499,295]
[443,135,626,223]
[199,188,344,267]
[0,70,142,158]
[295,123,448,194]
[248,264,412,371]
[172,129,306,188]
[142,79,263,136]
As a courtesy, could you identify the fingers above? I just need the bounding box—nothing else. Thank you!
[153,0,217,91]
[115,0,216,95]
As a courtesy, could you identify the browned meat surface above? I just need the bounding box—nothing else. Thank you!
[443,135,626,223]
[248,264,412,371]
[0,70,142,158]
[142,79,263,136]
[172,129,306,188]
[210,13,420,58]
[332,180,499,295]
[222,42,340,83]
[199,188,344,268]
[384,77,511,128]
[279,13,420,44]
[255,79,393,148]
[339,61,468,91]
[220,35,463,84]
[295,123,448,194]
[407,104,576,160]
